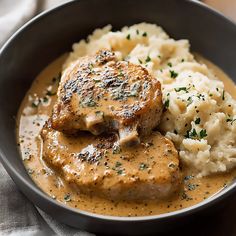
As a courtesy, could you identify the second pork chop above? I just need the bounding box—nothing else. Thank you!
[41,120,181,201]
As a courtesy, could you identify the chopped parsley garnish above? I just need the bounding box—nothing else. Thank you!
[138,59,143,64]
[185,128,197,138]
[181,58,185,62]
[222,90,225,100]
[169,70,178,79]
[136,29,139,35]
[64,194,71,202]
[187,183,198,191]
[226,118,236,125]
[187,97,193,106]
[31,101,39,108]
[184,175,194,181]
[167,62,172,67]
[115,162,122,168]
[126,34,131,40]
[117,169,124,175]
[145,55,151,63]
[175,87,187,92]
[139,163,148,170]
[194,117,201,125]
[199,129,207,139]
[164,99,170,108]
[185,128,207,139]
[31,99,41,108]
[189,128,197,138]
[43,97,48,103]
[142,32,147,37]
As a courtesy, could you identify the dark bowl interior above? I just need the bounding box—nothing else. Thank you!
[0,0,236,235]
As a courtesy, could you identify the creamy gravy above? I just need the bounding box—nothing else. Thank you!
[16,54,236,217]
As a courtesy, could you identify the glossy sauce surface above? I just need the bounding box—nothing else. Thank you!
[17,54,236,217]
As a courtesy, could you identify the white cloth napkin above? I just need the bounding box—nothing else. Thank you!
[0,1,94,235]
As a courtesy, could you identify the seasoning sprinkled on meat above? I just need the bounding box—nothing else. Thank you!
[51,50,163,147]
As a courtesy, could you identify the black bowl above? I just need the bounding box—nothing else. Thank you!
[0,0,236,235]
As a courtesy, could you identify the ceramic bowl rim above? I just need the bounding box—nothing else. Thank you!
[0,0,236,223]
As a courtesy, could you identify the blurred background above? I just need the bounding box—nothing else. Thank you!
[0,0,236,47]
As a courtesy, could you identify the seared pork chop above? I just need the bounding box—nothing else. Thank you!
[51,50,163,146]
[41,121,181,201]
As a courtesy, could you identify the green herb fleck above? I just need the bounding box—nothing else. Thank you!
[226,118,236,125]
[222,90,225,100]
[64,194,71,202]
[31,100,40,108]
[185,128,197,139]
[43,97,48,103]
[115,161,122,168]
[195,117,201,125]
[164,99,170,108]
[142,32,147,37]
[145,55,151,63]
[139,163,148,170]
[175,87,187,92]
[187,183,198,191]
[184,175,194,181]
[136,29,139,35]
[169,70,178,79]
[199,129,207,139]
[167,62,172,67]
[138,59,143,64]
[126,34,131,40]
[117,169,124,175]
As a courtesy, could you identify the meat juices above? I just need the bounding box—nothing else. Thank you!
[51,50,163,147]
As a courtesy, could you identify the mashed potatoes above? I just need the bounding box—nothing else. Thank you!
[64,23,236,176]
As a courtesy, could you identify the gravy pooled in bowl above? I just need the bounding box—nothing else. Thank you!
[17,23,236,217]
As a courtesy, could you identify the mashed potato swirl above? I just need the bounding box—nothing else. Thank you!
[64,23,236,176]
